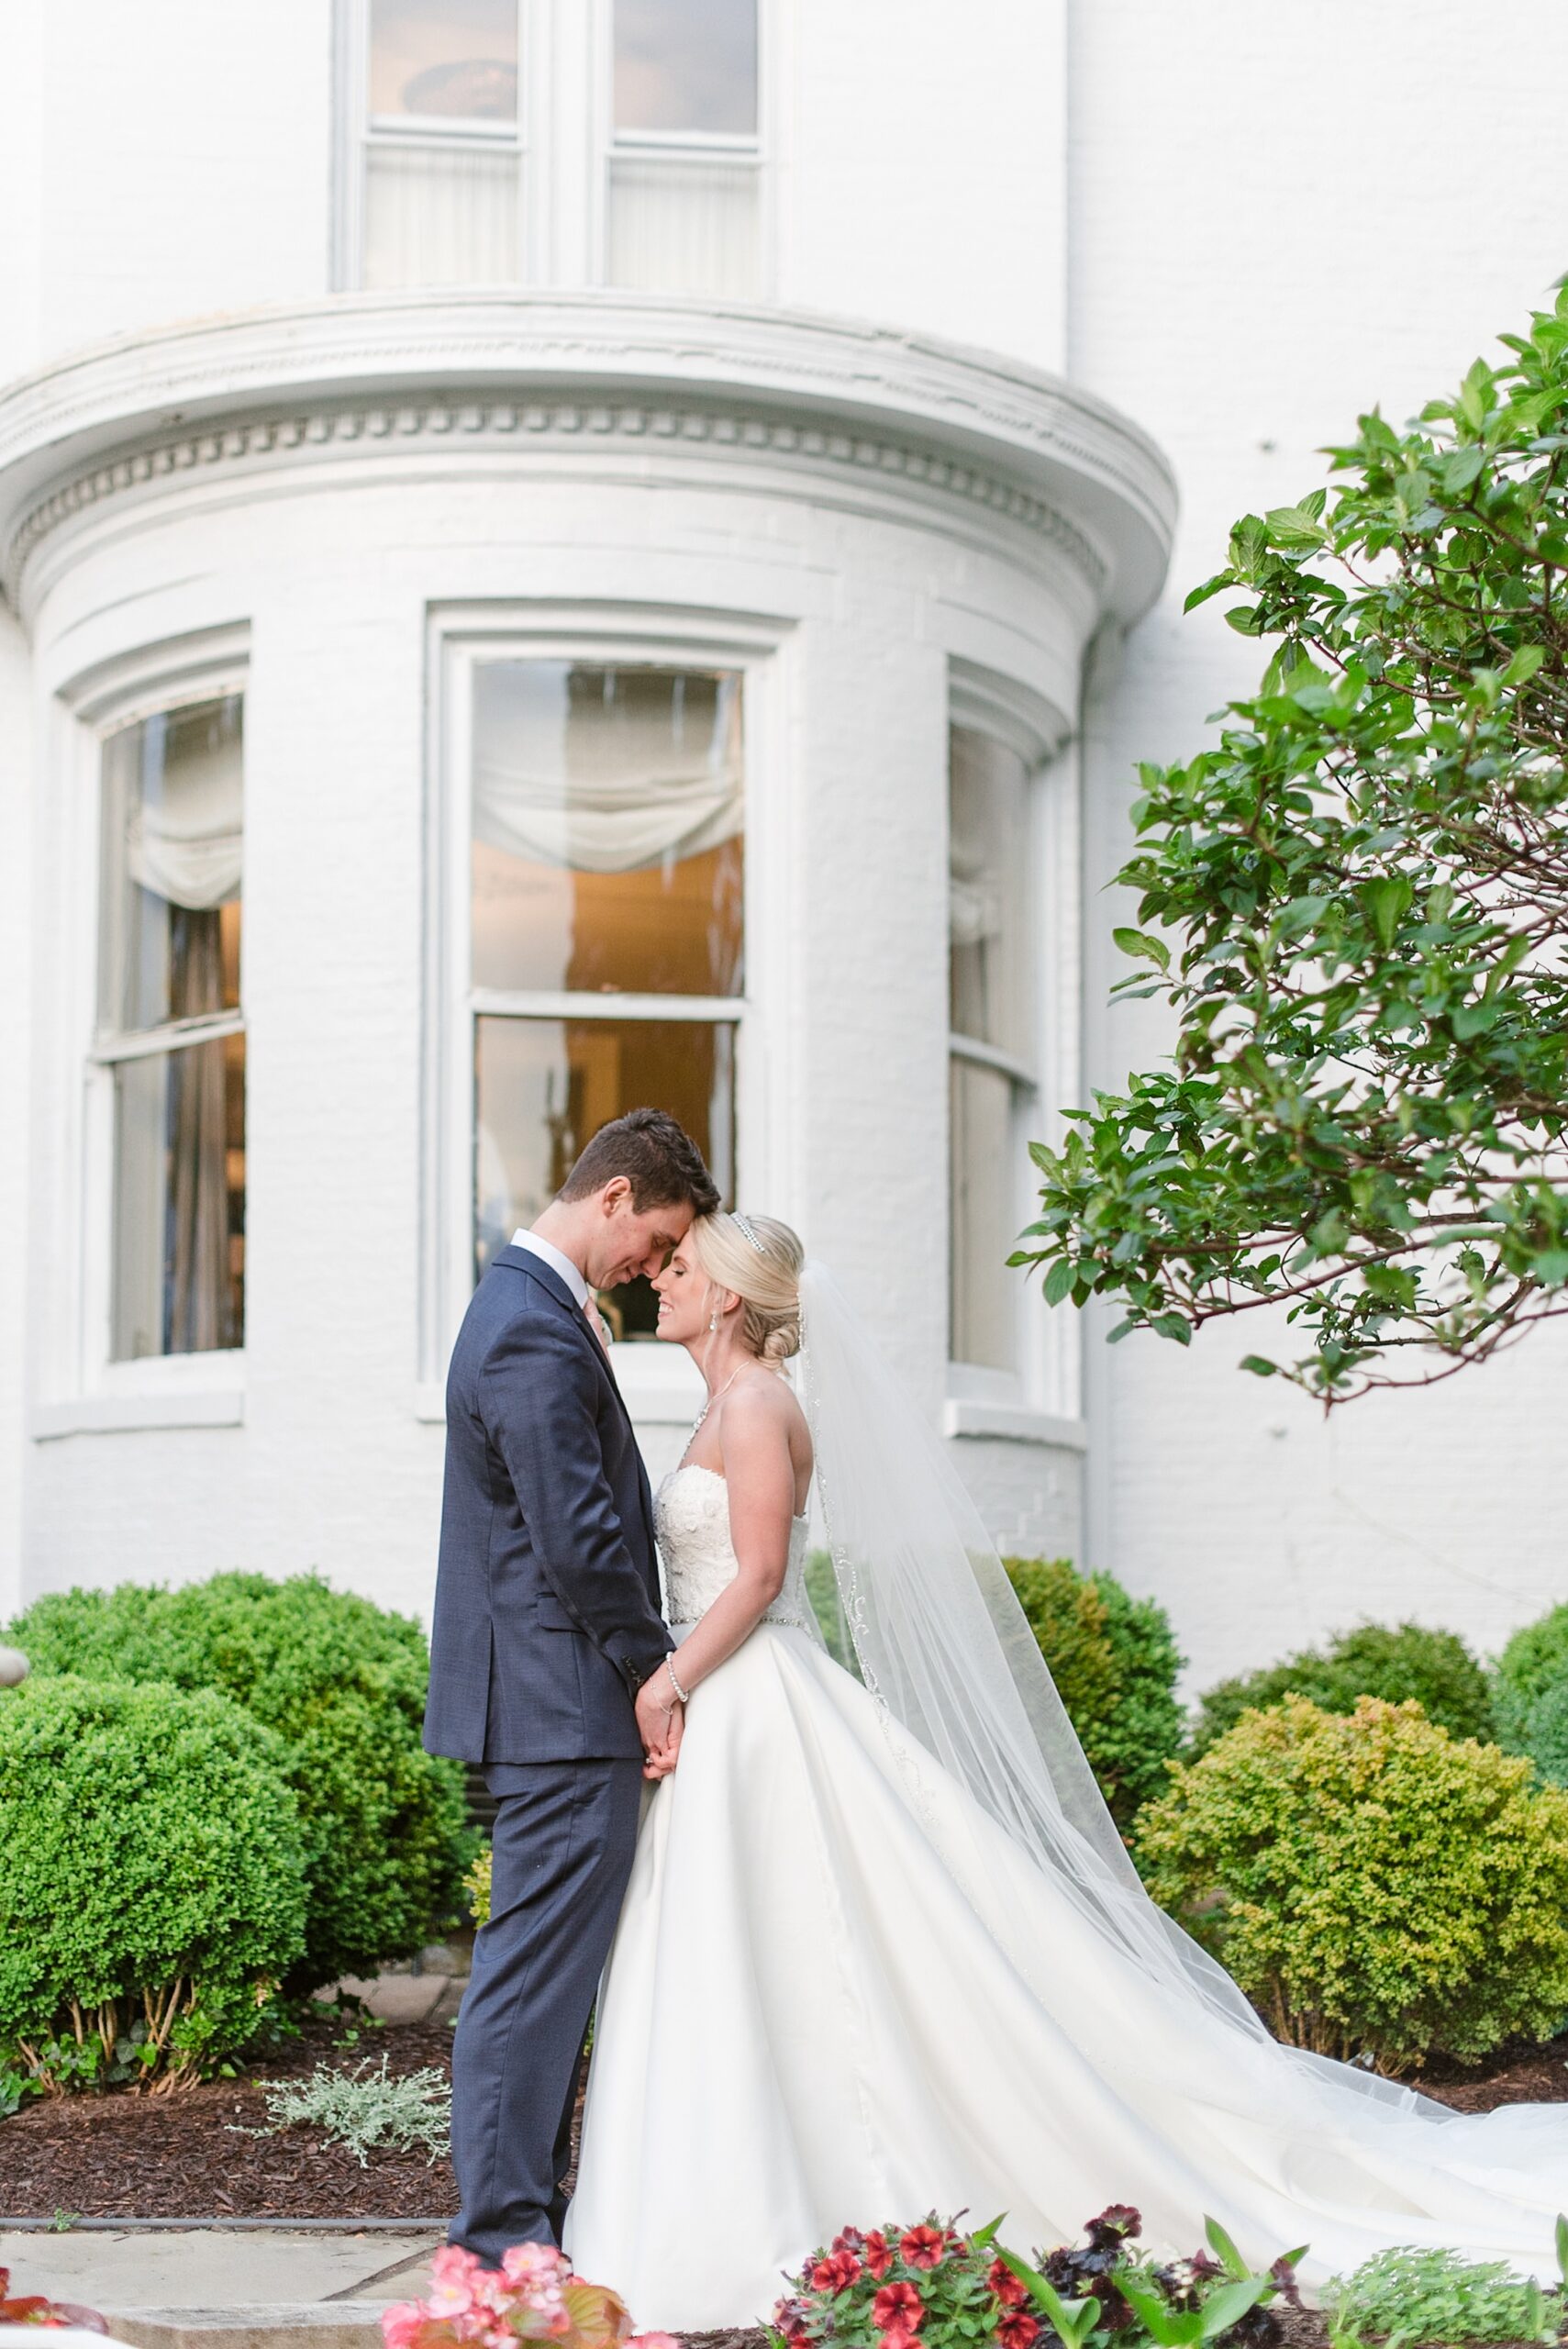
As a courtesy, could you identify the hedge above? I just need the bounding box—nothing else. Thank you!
[0,1675,306,2094]
[1189,1619,1496,1760]
[1003,1557,1185,1831]
[1137,1694,1568,2074]
[7,1574,473,1988]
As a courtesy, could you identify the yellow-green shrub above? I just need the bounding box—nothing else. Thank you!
[1136,1694,1568,2075]
[464,1845,492,1932]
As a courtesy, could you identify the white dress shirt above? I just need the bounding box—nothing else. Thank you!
[508,1226,591,1310]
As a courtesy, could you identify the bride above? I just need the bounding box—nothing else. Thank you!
[563,1211,1568,2330]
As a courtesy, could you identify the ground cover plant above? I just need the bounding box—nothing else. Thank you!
[1189,1621,1495,1760]
[1136,1694,1568,2073]
[6,1572,473,1987]
[1322,2240,1566,2348]
[239,2054,451,2167]
[1005,1558,1185,1831]
[0,1675,307,2099]
[1015,288,1568,1402]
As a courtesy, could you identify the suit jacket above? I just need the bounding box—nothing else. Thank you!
[423,1245,673,1764]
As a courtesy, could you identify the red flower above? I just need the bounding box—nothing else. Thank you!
[988,2260,1029,2311]
[773,2296,812,2343]
[899,2227,947,2272]
[999,2317,1040,2349]
[831,2229,866,2258]
[873,2283,925,2332]
[809,2252,862,2295]
[862,2233,895,2281]
[880,2330,923,2349]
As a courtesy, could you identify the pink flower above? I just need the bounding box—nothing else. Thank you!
[381,2303,428,2349]
[626,2334,684,2349]
[898,2227,947,2273]
[426,2248,485,2321]
[500,2246,572,2288]
[873,2283,924,2332]
[880,2328,923,2349]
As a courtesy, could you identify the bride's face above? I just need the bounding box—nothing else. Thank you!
[652,1240,717,1346]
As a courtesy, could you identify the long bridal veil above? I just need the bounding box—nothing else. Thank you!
[794,1259,1468,2132]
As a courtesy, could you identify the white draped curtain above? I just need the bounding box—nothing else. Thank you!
[123,718,244,911]
[473,662,743,874]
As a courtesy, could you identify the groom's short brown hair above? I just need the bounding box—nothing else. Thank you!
[559,1108,720,1217]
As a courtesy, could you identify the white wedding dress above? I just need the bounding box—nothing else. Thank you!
[563,1461,1568,2332]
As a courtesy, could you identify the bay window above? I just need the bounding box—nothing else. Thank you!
[469,659,742,1334]
[96,696,247,1361]
[948,720,1032,1375]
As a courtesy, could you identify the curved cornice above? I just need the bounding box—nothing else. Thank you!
[0,291,1176,619]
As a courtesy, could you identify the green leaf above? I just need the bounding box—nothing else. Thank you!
[1043,1258,1077,1307]
[1184,573,1233,614]
[1204,2217,1248,2280]
[1113,927,1172,974]
[1533,1251,1568,1287]
[1356,875,1413,950]
[1240,1355,1278,1377]
[1198,2278,1271,2341]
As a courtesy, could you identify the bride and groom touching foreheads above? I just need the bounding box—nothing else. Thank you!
[424,1108,1568,2333]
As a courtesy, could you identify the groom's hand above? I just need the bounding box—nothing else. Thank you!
[635,1676,684,1777]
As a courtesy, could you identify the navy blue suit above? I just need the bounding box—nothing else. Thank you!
[424,1244,673,2262]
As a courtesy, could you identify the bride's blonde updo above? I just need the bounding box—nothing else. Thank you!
[690,1212,805,1367]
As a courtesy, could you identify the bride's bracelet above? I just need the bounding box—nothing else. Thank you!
[663,1653,691,1707]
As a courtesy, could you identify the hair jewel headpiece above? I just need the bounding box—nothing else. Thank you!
[731,1211,767,1256]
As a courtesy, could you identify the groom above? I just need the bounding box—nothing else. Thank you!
[424,1107,719,2266]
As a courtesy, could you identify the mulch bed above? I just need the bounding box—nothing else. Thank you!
[0,2011,462,2224]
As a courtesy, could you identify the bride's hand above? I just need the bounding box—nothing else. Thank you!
[635,1675,685,1776]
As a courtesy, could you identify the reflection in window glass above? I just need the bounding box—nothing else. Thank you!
[949,723,1028,1055]
[613,0,758,134]
[100,695,246,1361]
[369,0,517,118]
[474,1015,735,1330]
[471,662,743,997]
[949,1056,1016,1372]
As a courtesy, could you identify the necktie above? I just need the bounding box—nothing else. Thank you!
[584,1297,614,1358]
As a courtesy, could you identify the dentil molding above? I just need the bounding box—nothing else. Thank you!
[0,291,1177,618]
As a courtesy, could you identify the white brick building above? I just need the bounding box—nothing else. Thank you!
[1,0,1563,1687]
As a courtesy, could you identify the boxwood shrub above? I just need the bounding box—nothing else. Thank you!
[1495,1603,1568,1786]
[7,1573,473,1988]
[1003,1556,1184,1831]
[1137,1694,1568,2074]
[0,1675,306,2092]
[1188,1619,1496,1760]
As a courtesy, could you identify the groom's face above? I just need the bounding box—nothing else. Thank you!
[584,1181,692,1292]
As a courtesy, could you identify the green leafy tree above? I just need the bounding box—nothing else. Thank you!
[1017,290,1568,1401]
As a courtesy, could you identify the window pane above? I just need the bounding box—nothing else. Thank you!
[112,1034,246,1361]
[369,0,517,119]
[950,1055,1016,1371]
[474,1015,735,1331]
[949,723,1029,1056]
[99,697,243,1036]
[606,156,760,298]
[614,0,757,135]
[363,144,519,286]
[472,662,743,996]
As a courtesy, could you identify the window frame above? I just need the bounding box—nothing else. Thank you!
[594,0,771,297]
[421,602,795,1424]
[334,0,773,296]
[37,627,251,1433]
[945,661,1078,1429]
[336,0,537,292]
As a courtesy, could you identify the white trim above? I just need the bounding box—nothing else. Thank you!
[420,599,796,1390]
[89,1010,245,1065]
[948,1030,1037,1089]
[942,1396,1087,1451]
[31,1387,245,1442]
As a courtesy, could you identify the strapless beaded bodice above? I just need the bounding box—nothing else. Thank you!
[656,1464,813,1631]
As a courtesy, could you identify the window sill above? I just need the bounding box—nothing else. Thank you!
[942,1397,1087,1451]
[30,1391,245,1441]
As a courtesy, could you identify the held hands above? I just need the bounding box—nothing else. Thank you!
[635,1668,684,1780]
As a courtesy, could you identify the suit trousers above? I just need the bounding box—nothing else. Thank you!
[449,1756,645,2266]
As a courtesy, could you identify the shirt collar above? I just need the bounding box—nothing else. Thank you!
[510,1227,591,1311]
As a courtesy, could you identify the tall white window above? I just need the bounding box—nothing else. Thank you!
[96,697,247,1361]
[606,0,762,298]
[949,722,1033,1375]
[360,0,523,288]
[469,660,742,1334]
